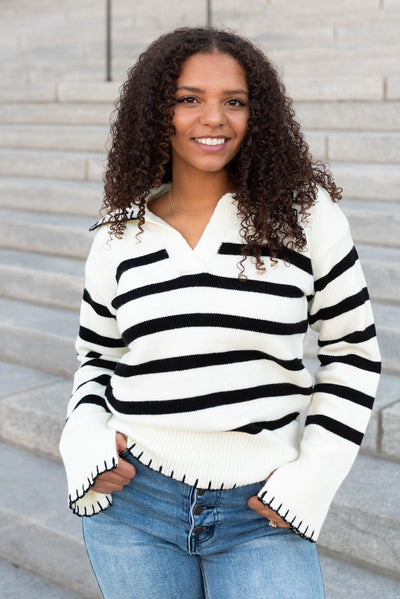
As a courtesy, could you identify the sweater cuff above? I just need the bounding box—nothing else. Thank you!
[257,451,355,542]
[59,410,118,517]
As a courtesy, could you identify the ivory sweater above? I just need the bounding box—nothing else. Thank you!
[60,186,381,542]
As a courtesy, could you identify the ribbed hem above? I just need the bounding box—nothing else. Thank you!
[108,417,300,490]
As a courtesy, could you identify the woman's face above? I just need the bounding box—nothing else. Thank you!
[170,52,249,177]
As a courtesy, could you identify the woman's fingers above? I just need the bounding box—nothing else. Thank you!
[247,495,291,528]
[91,433,136,494]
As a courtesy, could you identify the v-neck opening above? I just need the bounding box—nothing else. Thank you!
[144,190,238,273]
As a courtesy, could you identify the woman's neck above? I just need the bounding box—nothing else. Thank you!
[170,168,231,212]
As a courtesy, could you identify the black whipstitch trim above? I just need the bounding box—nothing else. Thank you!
[257,493,316,542]
[69,456,118,517]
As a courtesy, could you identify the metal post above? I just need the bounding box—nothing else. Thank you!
[207,0,212,27]
[106,0,112,81]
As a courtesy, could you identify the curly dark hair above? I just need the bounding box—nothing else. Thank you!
[102,27,342,274]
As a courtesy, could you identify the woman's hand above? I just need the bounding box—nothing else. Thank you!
[91,433,136,494]
[247,470,291,528]
[247,496,291,528]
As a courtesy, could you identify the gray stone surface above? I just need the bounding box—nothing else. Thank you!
[331,162,400,201]
[285,56,400,77]
[319,454,400,577]
[0,443,101,599]
[0,559,85,599]
[0,177,101,216]
[0,297,77,377]
[387,76,400,99]
[344,202,400,249]
[328,132,400,163]
[0,208,92,259]
[356,245,400,304]
[0,148,104,181]
[0,249,84,310]
[381,400,400,460]
[0,378,71,461]
[0,102,113,126]
[0,124,109,153]
[295,101,400,132]
[0,361,58,400]
[320,554,400,599]
[284,76,384,102]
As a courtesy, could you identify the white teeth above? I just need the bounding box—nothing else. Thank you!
[195,137,226,146]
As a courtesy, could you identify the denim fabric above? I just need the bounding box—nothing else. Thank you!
[82,452,325,599]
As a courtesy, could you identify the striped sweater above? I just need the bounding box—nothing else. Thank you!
[59,185,381,542]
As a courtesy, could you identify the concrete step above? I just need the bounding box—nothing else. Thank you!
[296,101,400,132]
[284,56,400,77]
[304,130,400,164]
[0,102,113,125]
[373,302,400,375]
[0,148,105,181]
[0,208,92,259]
[357,244,400,304]
[331,163,400,202]
[319,454,400,580]
[0,367,71,462]
[0,559,85,599]
[344,200,400,248]
[0,443,101,599]
[0,298,77,378]
[1,441,399,597]
[319,553,400,599]
[0,177,101,216]
[326,132,400,164]
[284,75,384,102]
[0,124,109,152]
[0,248,84,310]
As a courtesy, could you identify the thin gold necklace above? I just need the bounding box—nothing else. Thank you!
[168,189,215,216]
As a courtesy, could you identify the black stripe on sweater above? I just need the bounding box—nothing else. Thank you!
[72,395,111,413]
[112,273,303,309]
[313,382,374,409]
[75,374,111,393]
[232,412,299,434]
[306,414,363,446]
[122,313,308,345]
[318,353,381,373]
[79,326,125,348]
[308,287,369,325]
[114,350,304,377]
[83,289,115,318]
[83,357,118,371]
[106,382,313,415]
[218,243,312,275]
[314,247,359,293]
[116,249,169,283]
[318,323,377,348]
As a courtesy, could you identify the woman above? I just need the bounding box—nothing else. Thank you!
[60,27,381,598]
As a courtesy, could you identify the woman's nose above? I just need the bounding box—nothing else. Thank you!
[199,102,227,126]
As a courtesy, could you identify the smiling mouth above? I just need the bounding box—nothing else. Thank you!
[193,137,227,146]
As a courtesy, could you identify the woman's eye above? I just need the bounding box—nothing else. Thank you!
[227,99,246,107]
[176,96,198,104]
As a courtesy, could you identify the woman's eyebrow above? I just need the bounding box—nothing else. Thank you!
[176,85,248,96]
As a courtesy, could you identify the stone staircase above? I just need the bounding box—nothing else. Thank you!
[0,1,399,597]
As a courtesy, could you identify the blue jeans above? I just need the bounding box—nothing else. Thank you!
[83,452,325,599]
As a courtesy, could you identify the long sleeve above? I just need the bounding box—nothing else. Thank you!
[257,188,381,542]
[59,231,128,516]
